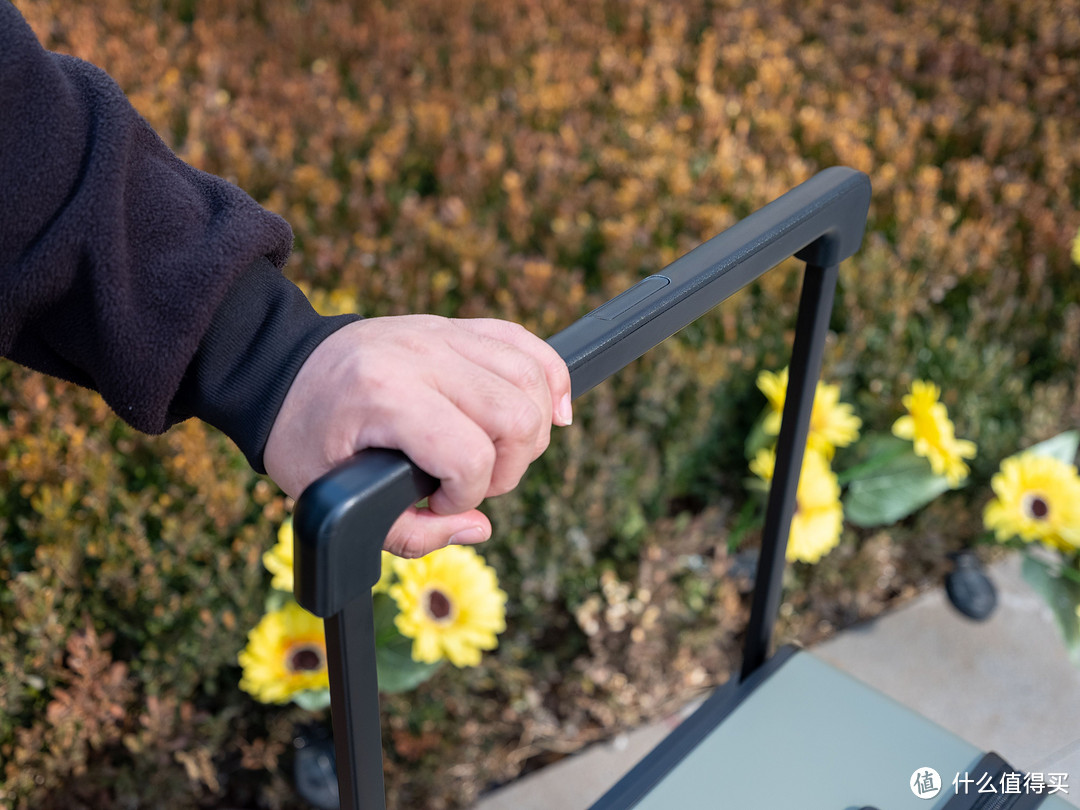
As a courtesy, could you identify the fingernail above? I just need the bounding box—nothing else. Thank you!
[449,526,489,545]
[555,392,573,426]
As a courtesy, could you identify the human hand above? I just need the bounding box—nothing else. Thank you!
[263,315,572,558]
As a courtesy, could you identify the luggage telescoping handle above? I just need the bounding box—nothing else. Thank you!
[293,166,871,810]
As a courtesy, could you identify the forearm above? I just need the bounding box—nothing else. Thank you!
[0,5,354,469]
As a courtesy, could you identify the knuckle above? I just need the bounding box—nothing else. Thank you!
[502,320,531,340]
[514,356,548,394]
[396,331,435,360]
[504,399,544,441]
[455,442,496,491]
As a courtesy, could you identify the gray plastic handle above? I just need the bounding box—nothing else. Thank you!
[294,166,871,618]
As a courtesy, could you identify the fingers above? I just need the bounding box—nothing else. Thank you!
[265,313,574,560]
[384,506,492,559]
[383,356,540,514]
[452,318,573,427]
[359,317,572,514]
[442,326,553,457]
[362,384,499,517]
[433,341,552,498]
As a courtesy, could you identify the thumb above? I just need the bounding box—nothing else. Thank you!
[384,507,492,559]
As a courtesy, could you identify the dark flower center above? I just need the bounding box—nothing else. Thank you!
[1025,494,1050,520]
[289,645,324,672]
[427,589,452,620]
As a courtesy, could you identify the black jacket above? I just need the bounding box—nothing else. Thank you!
[0,4,358,471]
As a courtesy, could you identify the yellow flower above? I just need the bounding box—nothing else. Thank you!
[757,367,861,459]
[372,551,395,595]
[891,380,977,487]
[751,447,844,564]
[389,545,507,667]
[239,601,329,704]
[983,452,1080,551]
[1072,227,1080,267]
[263,519,296,592]
[263,517,393,593]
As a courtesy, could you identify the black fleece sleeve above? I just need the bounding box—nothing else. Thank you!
[0,5,358,471]
[170,258,358,472]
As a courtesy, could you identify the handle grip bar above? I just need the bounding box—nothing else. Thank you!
[294,166,870,618]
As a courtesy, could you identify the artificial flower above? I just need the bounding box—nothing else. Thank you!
[239,601,329,704]
[891,380,977,487]
[389,545,507,667]
[757,367,861,459]
[751,446,844,564]
[263,517,394,593]
[372,550,395,595]
[262,518,295,592]
[983,452,1080,551]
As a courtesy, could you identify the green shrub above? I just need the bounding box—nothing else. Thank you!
[4,0,1079,806]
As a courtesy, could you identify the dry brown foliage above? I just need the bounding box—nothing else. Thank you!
[3,0,1079,806]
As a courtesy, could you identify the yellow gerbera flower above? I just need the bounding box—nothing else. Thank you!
[263,519,296,592]
[389,545,507,667]
[239,601,329,704]
[983,452,1080,551]
[751,446,844,564]
[372,551,395,595]
[756,367,861,459]
[263,517,393,594]
[891,380,977,487]
[1072,226,1080,267]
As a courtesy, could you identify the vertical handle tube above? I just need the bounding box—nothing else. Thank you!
[324,597,386,810]
[740,262,840,681]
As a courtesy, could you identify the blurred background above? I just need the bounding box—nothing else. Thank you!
[2,0,1079,807]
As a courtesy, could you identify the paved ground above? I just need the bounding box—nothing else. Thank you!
[473,554,1080,809]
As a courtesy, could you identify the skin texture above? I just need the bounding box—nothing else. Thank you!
[263,315,573,558]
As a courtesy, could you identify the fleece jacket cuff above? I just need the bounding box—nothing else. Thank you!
[172,257,359,473]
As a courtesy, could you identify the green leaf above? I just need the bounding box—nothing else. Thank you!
[376,631,443,694]
[372,592,443,693]
[292,689,332,712]
[373,592,397,634]
[836,433,913,484]
[1026,431,1080,466]
[263,589,291,613]
[1020,553,1080,666]
[860,433,912,458]
[744,409,773,462]
[843,450,952,527]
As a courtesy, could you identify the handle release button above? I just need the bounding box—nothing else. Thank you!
[592,275,670,321]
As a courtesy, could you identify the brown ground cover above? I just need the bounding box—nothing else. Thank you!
[2,0,1079,806]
